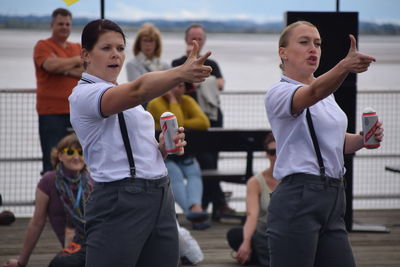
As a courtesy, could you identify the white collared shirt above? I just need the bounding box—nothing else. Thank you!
[69,73,167,182]
[265,75,347,179]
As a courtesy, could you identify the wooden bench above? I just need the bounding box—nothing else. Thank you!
[185,128,270,181]
[385,165,400,174]
[184,128,271,221]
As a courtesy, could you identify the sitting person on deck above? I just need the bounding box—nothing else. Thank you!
[3,133,92,267]
[226,132,279,266]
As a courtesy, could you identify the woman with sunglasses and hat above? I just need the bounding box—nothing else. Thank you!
[3,133,92,267]
[226,132,279,266]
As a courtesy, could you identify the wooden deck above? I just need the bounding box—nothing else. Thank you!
[1,210,399,267]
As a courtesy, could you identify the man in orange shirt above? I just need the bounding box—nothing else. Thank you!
[33,8,83,174]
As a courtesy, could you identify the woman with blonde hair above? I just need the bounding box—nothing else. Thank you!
[265,20,383,267]
[126,23,170,108]
[126,23,169,79]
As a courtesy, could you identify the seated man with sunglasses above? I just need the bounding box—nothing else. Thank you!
[226,132,280,266]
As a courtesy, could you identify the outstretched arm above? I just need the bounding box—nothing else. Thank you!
[292,35,376,114]
[101,41,212,116]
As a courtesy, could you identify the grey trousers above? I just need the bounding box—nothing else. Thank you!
[85,176,179,267]
[267,173,356,267]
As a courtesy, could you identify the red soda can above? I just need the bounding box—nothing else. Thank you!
[362,107,380,149]
[160,112,182,154]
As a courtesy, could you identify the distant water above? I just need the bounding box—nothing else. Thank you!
[1,29,400,91]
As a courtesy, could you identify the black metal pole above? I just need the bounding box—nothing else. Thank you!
[336,0,340,12]
[100,0,105,19]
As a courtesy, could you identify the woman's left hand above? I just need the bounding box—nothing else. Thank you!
[158,127,186,158]
[174,127,187,156]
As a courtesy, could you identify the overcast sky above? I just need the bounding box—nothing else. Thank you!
[2,0,399,24]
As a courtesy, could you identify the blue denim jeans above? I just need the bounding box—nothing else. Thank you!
[165,157,203,215]
[38,114,72,173]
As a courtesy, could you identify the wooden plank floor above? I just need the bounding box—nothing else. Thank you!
[1,210,399,267]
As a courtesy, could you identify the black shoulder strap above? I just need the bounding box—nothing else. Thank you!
[118,112,136,177]
[306,108,326,177]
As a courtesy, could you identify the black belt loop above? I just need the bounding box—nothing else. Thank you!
[282,175,292,184]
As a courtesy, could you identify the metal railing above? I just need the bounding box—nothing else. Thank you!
[1,89,399,216]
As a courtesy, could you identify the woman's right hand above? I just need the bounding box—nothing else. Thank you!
[3,259,21,267]
[342,34,376,74]
[180,40,212,83]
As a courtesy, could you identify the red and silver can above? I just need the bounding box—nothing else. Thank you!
[160,112,181,154]
[362,107,380,149]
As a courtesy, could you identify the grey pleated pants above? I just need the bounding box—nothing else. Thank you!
[85,176,179,267]
[267,173,356,267]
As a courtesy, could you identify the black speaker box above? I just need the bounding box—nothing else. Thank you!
[285,12,359,231]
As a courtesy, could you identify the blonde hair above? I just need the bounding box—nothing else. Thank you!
[133,23,163,57]
[278,20,317,71]
[50,133,82,169]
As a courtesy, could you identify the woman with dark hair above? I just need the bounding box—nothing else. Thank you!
[69,19,211,267]
[226,132,279,266]
[265,21,383,267]
[3,133,91,267]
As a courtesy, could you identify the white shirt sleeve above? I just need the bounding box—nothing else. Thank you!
[266,82,302,119]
